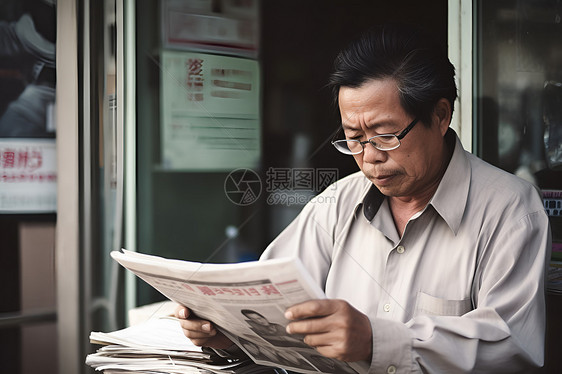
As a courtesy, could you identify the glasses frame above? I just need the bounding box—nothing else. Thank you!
[331,118,419,154]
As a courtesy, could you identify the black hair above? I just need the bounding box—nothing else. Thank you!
[328,23,457,126]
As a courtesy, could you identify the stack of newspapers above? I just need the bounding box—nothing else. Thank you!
[86,315,280,373]
[87,249,366,374]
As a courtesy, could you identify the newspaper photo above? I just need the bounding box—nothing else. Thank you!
[111,249,367,374]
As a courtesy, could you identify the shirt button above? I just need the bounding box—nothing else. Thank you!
[387,365,397,374]
[396,245,405,254]
[383,303,391,312]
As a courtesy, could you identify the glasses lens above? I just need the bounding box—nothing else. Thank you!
[370,135,399,151]
[333,140,362,154]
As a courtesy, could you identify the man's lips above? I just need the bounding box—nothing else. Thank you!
[371,173,396,186]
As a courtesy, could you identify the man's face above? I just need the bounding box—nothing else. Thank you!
[338,78,448,199]
[246,312,269,326]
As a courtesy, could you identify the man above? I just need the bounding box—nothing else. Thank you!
[177,24,551,373]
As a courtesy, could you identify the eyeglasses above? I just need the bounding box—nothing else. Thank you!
[331,118,419,154]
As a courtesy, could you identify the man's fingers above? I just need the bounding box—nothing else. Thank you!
[173,304,234,350]
[178,318,216,333]
[178,317,217,335]
[175,305,215,333]
[304,330,366,362]
[285,299,340,320]
[174,305,191,319]
[302,331,333,348]
[286,316,330,335]
[181,328,218,339]
[284,299,373,362]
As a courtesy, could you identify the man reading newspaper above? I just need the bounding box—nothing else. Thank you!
[176,23,551,373]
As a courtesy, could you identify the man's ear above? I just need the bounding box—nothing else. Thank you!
[433,98,452,136]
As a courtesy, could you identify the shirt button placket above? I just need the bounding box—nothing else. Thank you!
[379,241,401,318]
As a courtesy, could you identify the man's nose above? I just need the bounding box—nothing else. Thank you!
[362,143,387,163]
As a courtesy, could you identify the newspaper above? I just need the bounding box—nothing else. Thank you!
[87,316,280,373]
[111,249,367,374]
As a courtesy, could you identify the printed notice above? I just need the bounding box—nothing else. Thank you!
[160,51,260,170]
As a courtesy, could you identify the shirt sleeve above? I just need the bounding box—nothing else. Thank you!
[260,173,368,284]
[368,210,551,374]
[260,192,337,290]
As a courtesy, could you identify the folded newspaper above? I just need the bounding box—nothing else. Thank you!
[87,316,280,373]
[110,249,367,374]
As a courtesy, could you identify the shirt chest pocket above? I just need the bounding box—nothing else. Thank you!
[413,291,473,317]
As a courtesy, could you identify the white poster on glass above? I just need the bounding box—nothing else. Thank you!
[162,0,259,58]
[160,51,260,171]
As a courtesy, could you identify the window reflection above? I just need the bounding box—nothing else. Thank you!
[476,0,562,263]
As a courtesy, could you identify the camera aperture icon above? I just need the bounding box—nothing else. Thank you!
[224,168,262,206]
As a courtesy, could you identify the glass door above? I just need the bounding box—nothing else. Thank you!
[474,1,562,372]
[475,0,562,261]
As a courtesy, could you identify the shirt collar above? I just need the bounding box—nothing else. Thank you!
[354,129,471,235]
[428,129,470,234]
[357,184,385,221]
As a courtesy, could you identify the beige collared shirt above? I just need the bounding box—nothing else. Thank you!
[261,131,551,373]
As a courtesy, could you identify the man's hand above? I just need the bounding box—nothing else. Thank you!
[285,299,372,362]
[175,304,233,349]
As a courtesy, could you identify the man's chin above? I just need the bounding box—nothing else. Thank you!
[367,176,397,194]
[372,184,395,197]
